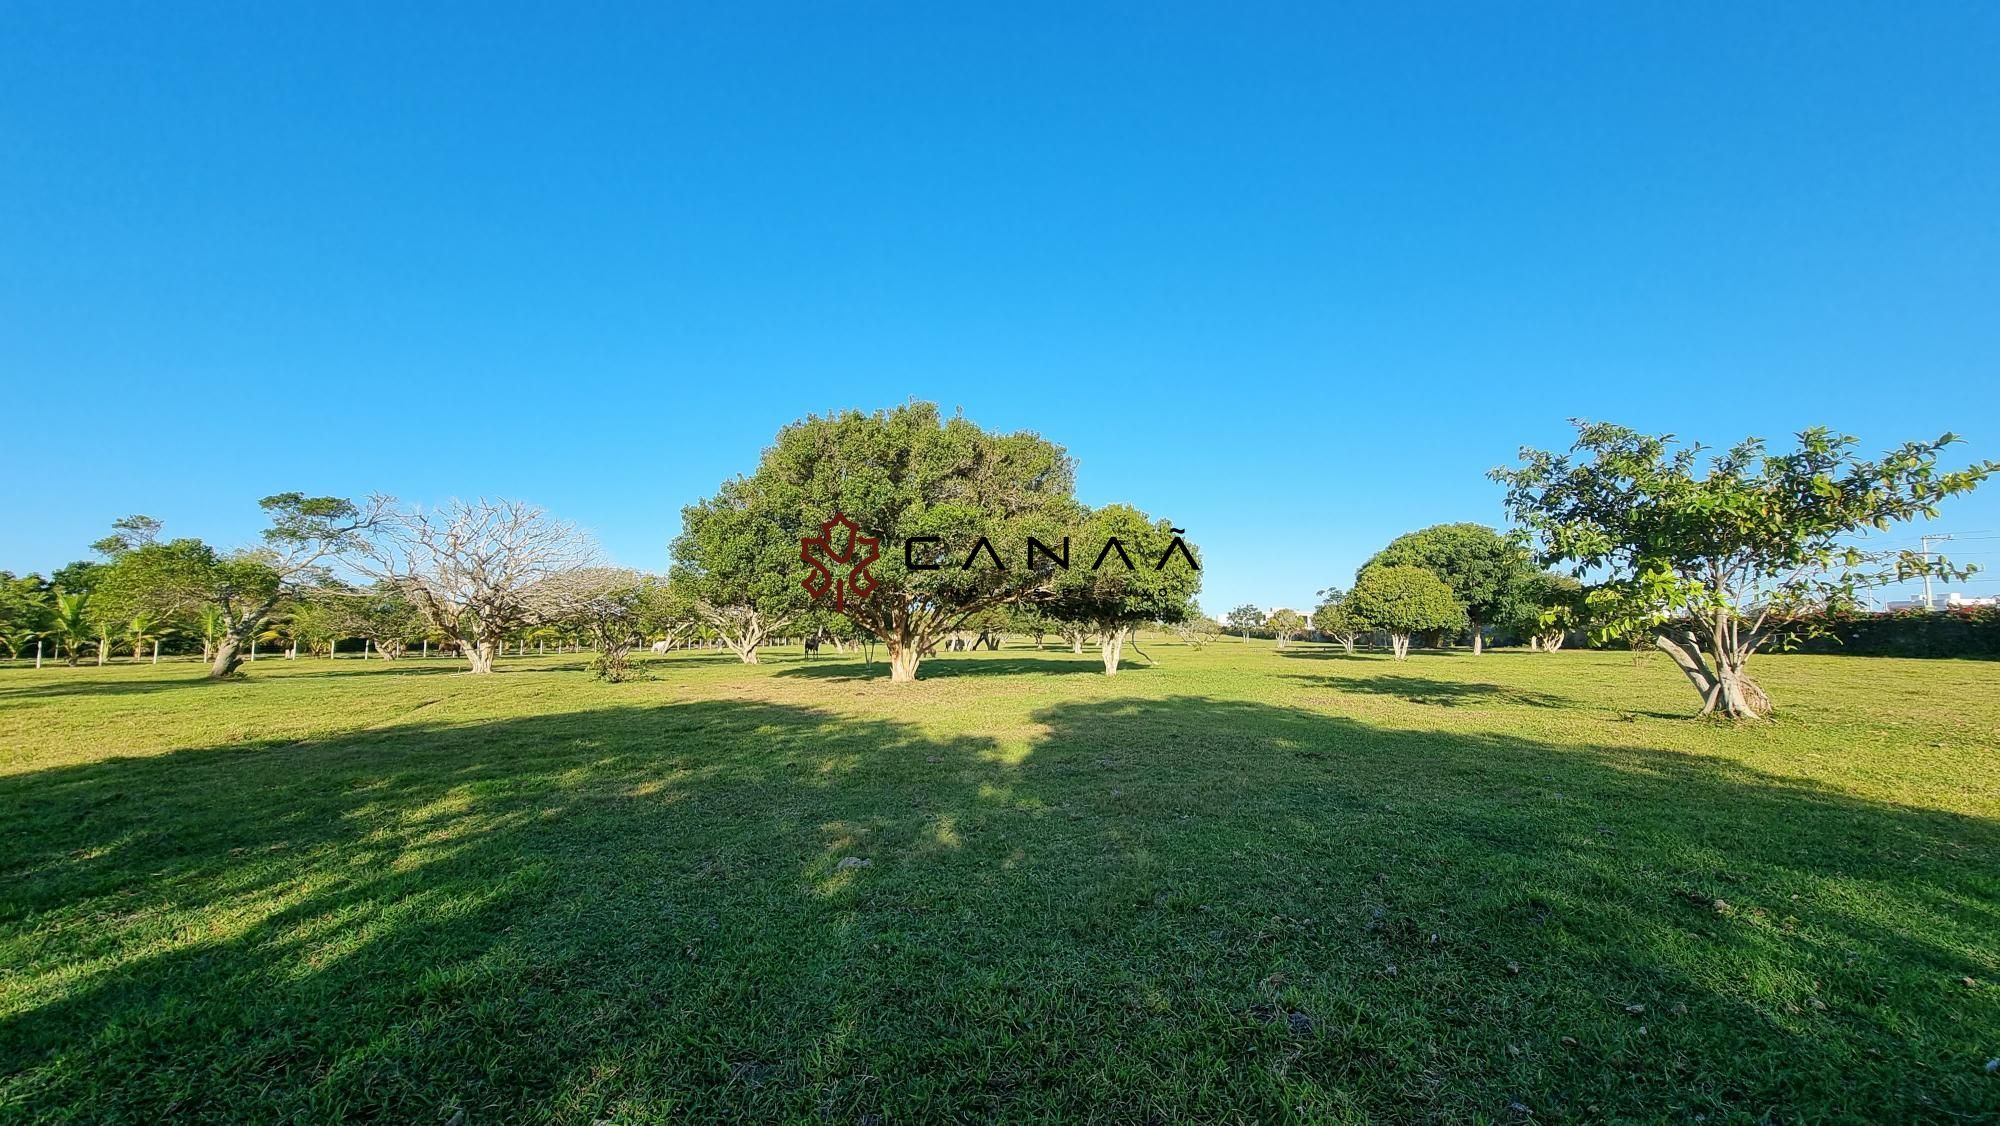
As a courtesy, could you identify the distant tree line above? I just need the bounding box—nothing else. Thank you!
[4,412,1992,718]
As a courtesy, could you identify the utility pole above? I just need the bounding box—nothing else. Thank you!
[1919,533,1954,611]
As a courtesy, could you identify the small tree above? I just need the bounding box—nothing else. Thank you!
[1225,604,1265,639]
[1168,612,1221,649]
[125,611,170,661]
[194,604,226,663]
[529,567,653,682]
[46,589,94,665]
[1004,604,1057,649]
[1056,621,1094,654]
[1311,586,1364,655]
[1505,571,1585,652]
[669,478,807,664]
[637,578,703,653]
[1346,565,1465,660]
[0,573,51,660]
[345,584,424,658]
[1042,505,1202,674]
[1494,422,1994,717]
[1265,608,1306,649]
[284,595,344,658]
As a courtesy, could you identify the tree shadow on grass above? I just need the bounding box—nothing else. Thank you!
[1278,645,1470,661]
[2,694,1994,1121]
[775,654,1117,681]
[0,662,489,701]
[0,675,215,701]
[1278,672,1570,709]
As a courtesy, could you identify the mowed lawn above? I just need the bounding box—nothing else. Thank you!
[1,642,1996,1122]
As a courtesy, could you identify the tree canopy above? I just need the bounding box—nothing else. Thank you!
[1493,422,1995,717]
[703,402,1081,681]
[86,493,384,677]
[364,498,596,673]
[1361,523,1535,654]
[669,476,810,664]
[1311,587,1365,655]
[1265,608,1306,648]
[1225,604,1265,637]
[1042,504,1202,674]
[1346,565,1465,660]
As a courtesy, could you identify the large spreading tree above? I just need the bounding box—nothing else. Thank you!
[1494,422,1995,718]
[692,403,1079,681]
[364,498,597,673]
[1360,523,1535,655]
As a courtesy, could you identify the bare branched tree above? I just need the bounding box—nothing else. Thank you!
[526,567,653,681]
[363,498,599,673]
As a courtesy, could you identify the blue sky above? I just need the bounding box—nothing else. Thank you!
[4,4,1997,613]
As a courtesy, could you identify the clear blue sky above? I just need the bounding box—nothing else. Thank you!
[5,4,1998,613]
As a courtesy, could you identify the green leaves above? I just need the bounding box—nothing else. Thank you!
[1346,566,1465,635]
[1360,522,1539,630]
[1493,422,1998,714]
[1043,504,1203,633]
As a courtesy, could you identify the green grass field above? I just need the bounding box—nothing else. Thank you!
[2,641,1996,1121]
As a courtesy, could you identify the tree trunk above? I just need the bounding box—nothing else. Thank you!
[888,641,921,682]
[1390,632,1411,660]
[1652,630,1768,719]
[1715,664,1770,719]
[209,635,246,678]
[1470,618,1484,656]
[464,639,496,674]
[1100,627,1127,675]
[1071,635,1084,654]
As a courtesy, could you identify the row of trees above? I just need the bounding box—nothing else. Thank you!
[4,404,1207,684]
[1313,524,1580,660]
[1214,422,1994,721]
[8,414,1989,715]
[0,497,678,681]
[1216,523,1578,661]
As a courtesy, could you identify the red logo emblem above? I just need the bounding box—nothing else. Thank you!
[800,512,880,610]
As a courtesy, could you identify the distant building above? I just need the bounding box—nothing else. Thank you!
[1883,593,1998,611]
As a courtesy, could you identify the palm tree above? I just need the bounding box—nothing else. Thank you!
[0,628,32,661]
[127,611,171,662]
[48,589,93,666]
[195,604,225,663]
